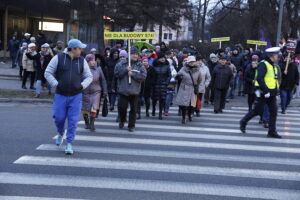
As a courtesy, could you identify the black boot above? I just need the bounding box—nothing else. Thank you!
[240,120,246,133]
[83,114,90,129]
[146,110,150,117]
[267,131,282,139]
[158,112,163,120]
[182,117,186,124]
[90,117,95,131]
[22,85,27,89]
[137,113,141,120]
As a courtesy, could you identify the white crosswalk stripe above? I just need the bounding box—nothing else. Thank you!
[0,196,86,200]
[6,106,300,199]
[1,172,300,200]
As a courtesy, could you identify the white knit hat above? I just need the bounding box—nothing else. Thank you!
[28,43,36,48]
[41,43,50,48]
[186,56,196,63]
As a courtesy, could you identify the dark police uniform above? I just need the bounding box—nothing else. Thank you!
[240,47,282,138]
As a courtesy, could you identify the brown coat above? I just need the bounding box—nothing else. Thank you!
[174,66,202,107]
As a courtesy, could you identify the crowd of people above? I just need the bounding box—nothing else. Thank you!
[7,32,300,154]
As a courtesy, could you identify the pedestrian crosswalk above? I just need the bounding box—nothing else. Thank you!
[3,106,300,199]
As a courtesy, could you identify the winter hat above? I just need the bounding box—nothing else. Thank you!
[41,43,50,48]
[22,42,28,48]
[155,46,161,50]
[165,51,172,56]
[141,56,148,61]
[28,43,36,48]
[187,56,196,63]
[24,33,31,37]
[252,55,259,60]
[30,37,36,42]
[90,48,97,53]
[157,52,165,60]
[130,47,139,54]
[119,50,128,58]
[85,54,95,62]
[209,53,217,59]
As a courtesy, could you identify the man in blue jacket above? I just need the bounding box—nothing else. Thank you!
[45,39,93,154]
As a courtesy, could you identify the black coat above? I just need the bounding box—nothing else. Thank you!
[207,60,219,75]
[211,64,233,90]
[148,59,171,100]
[280,62,299,91]
[104,49,119,92]
[244,65,256,94]
[231,53,242,72]
[140,66,152,98]
[26,52,52,80]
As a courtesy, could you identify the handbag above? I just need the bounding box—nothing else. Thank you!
[102,96,109,117]
[188,71,199,95]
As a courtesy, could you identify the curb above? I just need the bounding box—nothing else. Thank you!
[0,74,19,78]
[0,98,52,104]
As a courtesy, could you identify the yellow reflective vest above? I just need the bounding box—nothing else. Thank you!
[255,60,279,89]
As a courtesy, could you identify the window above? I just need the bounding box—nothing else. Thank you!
[169,34,173,40]
[39,21,64,32]
[164,33,168,40]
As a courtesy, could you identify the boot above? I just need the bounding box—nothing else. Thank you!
[158,112,163,120]
[83,114,90,129]
[146,109,150,117]
[152,110,156,117]
[22,85,27,89]
[267,131,282,139]
[240,120,246,134]
[90,116,95,131]
[188,115,193,122]
[181,117,186,124]
[137,113,141,120]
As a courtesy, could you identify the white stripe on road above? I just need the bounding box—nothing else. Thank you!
[58,135,300,154]
[85,116,300,133]
[105,111,300,124]
[78,121,299,137]
[166,107,300,117]
[0,196,85,200]
[76,126,300,145]
[37,144,300,166]
[231,106,300,113]
[14,156,300,181]
[1,172,299,199]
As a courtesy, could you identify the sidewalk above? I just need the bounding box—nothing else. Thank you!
[0,60,20,78]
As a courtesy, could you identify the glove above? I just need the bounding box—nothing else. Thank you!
[264,92,270,98]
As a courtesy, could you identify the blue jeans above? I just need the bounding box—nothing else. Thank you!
[164,91,174,113]
[109,93,117,109]
[280,89,292,112]
[262,104,270,122]
[52,93,82,143]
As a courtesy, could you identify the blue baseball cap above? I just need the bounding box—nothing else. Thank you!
[67,39,87,49]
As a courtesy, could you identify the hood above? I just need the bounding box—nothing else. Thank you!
[109,48,120,59]
[153,59,169,67]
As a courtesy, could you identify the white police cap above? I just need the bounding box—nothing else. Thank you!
[265,47,280,54]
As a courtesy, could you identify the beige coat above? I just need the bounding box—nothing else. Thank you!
[198,64,211,94]
[22,50,36,72]
[174,66,202,107]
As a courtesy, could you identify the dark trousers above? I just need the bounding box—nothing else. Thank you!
[214,88,227,111]
[152,99,165,116]
[204,86,214,103]
[241,95,277,133]
[19,65,23,79]
[137,95,150,115]
[22,70,35,87]
[118,94,139,128]
[247,93,256,111]
[11,54,17,68]
[180,106,194,119]
[280,89,293,112]
[109,93,117,109]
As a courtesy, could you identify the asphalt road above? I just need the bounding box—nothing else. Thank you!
[0,102,300,200]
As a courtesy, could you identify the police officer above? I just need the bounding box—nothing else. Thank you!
[240,47,282,138]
